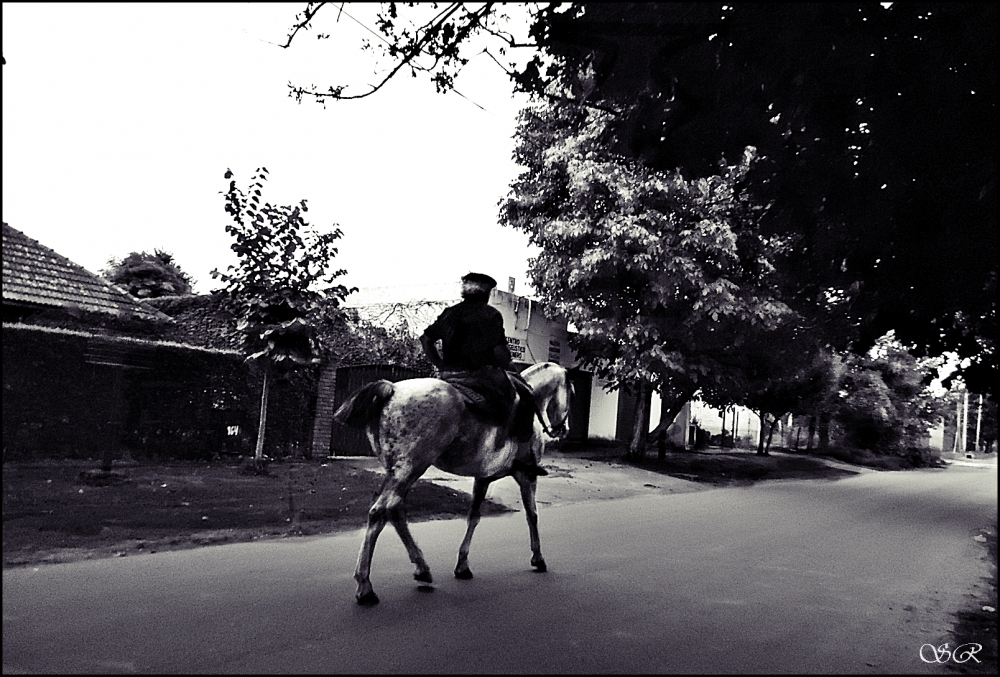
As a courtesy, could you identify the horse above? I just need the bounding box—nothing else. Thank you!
[332,362,573,605]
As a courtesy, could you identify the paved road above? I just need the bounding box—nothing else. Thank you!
[3,461,995,674]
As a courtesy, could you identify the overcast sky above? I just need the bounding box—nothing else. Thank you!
[2,3,539,301]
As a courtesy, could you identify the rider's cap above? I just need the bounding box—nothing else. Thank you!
[461,272,498,290]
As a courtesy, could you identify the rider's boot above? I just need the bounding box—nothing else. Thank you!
[511,454,548,477]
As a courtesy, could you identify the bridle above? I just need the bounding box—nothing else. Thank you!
[537,376,572,439]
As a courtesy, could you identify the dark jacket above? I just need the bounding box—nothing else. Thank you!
[421,296,512,371]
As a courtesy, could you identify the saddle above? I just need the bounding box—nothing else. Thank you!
[440,367,536,441]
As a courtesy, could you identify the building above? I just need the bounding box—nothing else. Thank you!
[1,223,282,463]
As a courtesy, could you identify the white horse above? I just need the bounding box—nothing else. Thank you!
[333,362,573,605]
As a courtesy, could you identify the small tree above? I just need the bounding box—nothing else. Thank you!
[102,249,194,298]
[212,167,354,472]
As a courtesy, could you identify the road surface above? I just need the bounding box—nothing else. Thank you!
[3,460,995,674]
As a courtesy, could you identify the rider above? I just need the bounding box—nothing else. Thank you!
[420,272,547,477]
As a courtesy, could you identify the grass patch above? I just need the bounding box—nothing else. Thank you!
[2,459,511,568]
[596,448,860,486]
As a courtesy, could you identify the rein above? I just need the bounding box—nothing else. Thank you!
[530,369,571,438]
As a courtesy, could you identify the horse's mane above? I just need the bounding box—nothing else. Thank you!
[522,362,569,399]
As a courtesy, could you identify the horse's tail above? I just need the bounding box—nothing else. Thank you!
[333,380,395,428]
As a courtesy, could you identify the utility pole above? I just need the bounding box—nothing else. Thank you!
[952,393,963,454]
[961,390,970,454]
[974,394,983,453]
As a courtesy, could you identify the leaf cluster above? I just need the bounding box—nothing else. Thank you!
[211,168,355,370]
[501,101,793,397]
[101,249,194,298]
[835,340,948,451]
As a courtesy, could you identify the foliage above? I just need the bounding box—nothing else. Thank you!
[282,1,996,397]
[211,167,354,371]
[834,338,947,452]
[101,250,194,298]
[335,315,435,374]
[500,99,793,455]
[720,330,835,454]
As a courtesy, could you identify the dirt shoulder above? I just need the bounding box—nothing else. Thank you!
[1,446,875,569]
[357,446,866,511]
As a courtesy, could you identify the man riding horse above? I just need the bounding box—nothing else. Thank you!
[420,272,548,477]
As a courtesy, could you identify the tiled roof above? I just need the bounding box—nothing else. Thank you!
[2,222,168,321]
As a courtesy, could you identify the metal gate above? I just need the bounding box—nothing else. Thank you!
[328,364,425,456]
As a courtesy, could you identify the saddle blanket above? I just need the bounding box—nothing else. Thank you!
[440,367,516,426]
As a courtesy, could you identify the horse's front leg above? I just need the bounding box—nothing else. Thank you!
[355,483,390,605]
[513,470,546,572]
[455,478,490,579]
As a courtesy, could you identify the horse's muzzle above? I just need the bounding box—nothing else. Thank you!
[548,421,569,439]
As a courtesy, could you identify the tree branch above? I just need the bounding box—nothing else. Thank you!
[281,2,330,49]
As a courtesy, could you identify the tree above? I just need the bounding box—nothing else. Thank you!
[212,167,354,472]
[835,338,947,453]
[282,2,996,397]
[500,99,793,458]
[703,326,828,456]
[101,250,194,298]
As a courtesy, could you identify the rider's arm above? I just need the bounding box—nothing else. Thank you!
[486,311,514,370]
[420,332,445,370]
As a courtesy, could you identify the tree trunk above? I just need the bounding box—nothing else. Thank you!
[647,388,696,440]
[763,415,780,455]
[756,411,767,455]
[817,411,830,452]
[627,381,652,461]
[806,415,816,452]
[255,366,271,467]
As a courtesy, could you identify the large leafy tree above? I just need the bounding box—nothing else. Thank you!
[835,338,948,453]
[281,2,996,397]
[212,167,354,470]
[101,250,194,298]
[501,100,793,457]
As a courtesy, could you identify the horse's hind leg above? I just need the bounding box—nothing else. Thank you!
[355,477,391,605]
[386,469,433,586]
[354,463,432,604]
[513,471,546,572]
[455,478,490,579]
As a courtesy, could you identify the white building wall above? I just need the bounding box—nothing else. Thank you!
[488,290,570,367]
[588,377,620,441]
[927,422,945,451]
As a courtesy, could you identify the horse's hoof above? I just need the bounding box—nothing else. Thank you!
[357,590,380,606]
[454,568,474,580]
[532,558,547,573]
[414,570,433,584]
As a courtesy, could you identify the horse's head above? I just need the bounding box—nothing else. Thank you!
[524,363,573,440]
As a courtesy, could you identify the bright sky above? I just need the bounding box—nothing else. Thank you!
[2,3,539,300]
